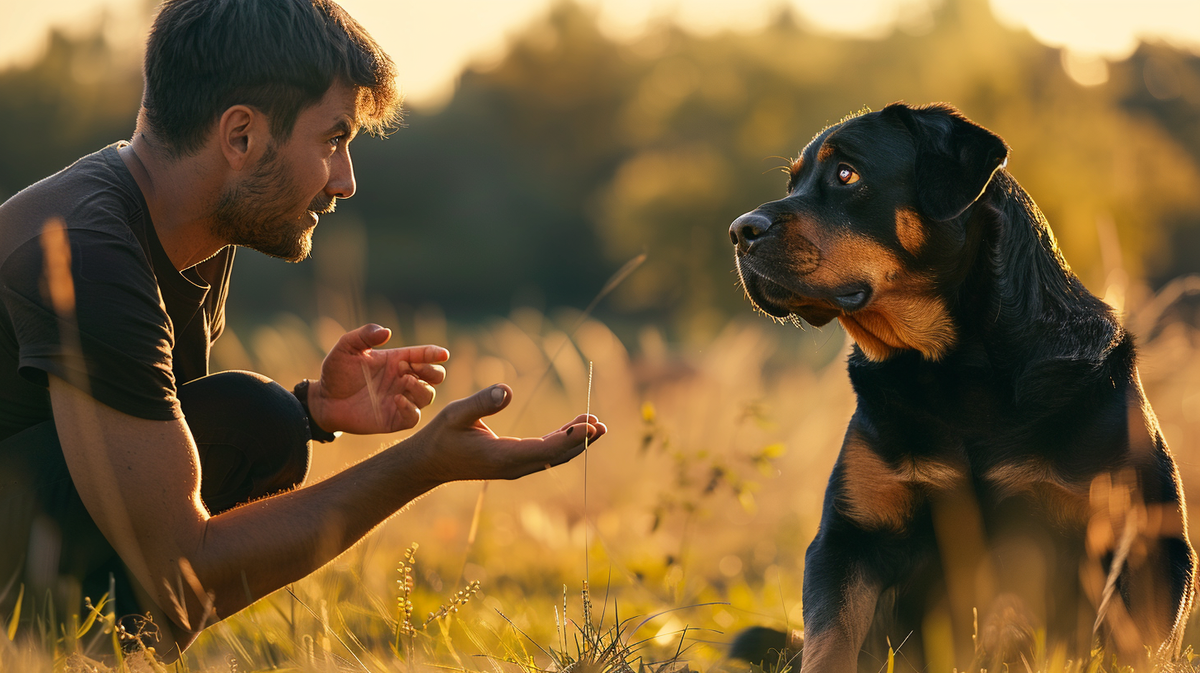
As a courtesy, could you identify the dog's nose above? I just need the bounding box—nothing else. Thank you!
[730,212,772,253]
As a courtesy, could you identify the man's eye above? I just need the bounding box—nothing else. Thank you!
[329,135,345,148]
[837,165,860,185]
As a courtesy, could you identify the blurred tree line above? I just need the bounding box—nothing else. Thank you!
[2,0,1200,341]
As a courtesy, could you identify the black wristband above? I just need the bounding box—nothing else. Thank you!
[292,379,339,443]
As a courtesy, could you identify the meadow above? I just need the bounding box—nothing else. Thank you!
[6,262,1200,673]
[1,0,1199,669]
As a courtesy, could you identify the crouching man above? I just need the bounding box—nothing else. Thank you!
[0,0,606,661]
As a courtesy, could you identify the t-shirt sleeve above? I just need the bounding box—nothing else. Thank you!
[0,229,182,421]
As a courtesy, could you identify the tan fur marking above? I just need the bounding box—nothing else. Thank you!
[895,208,926,254]
[805,234,956,361]
[789,155,804,179]
[837,430,963,531]
[817,142,836,163]
[984,460,1090,526]
[773,222,957,360]
[838,431,914,531]
[839,315,897,361]
[909,459,965,490]
[983,460,1078,496]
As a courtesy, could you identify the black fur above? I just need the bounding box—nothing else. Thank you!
[728,626,791,667]
[729,102,1196,671]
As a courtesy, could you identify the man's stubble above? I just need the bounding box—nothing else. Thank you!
[211,143,335,263]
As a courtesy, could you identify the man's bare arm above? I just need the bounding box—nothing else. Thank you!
[49,376,603,652]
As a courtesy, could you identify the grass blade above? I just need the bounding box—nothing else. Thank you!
[6,584,23,641]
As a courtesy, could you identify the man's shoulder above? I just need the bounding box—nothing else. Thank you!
[0,144,146,264]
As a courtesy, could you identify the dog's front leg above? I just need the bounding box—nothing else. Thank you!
[800,524,884,673]
[797,422,921,672]
[1093,453,1198,661]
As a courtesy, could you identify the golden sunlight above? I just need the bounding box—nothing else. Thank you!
[2,0,1198,108]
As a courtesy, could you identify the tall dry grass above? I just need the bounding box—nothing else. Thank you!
[198,268,1200,670]
[6,270,1200,671]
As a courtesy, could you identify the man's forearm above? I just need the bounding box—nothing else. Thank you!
[194,432,440,620]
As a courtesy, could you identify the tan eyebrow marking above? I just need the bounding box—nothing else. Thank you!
[815,126,845,163]
[817,142,836,163]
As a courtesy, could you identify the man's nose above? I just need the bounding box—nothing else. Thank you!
[327,151,356,199]
[729,211,772,254]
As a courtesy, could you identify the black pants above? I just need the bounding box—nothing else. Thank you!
[0,371,312,641]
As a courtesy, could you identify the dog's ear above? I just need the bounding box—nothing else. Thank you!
[882,102,1009,222]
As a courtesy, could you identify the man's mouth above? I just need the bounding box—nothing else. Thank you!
[304,197,336,226]
[309,195,337,215]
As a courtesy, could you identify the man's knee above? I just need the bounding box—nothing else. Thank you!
[180,371,312,511]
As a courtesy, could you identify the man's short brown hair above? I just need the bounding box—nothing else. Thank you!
[143,0,401,156]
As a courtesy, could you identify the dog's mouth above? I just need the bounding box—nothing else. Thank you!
[735,256,871,327]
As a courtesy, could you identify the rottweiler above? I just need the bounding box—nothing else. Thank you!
[727,102,1197,670]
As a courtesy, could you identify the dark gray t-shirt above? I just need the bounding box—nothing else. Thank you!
[0,143,235,441]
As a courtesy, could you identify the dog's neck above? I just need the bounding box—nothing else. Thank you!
[950,170,1125,376]
[974,172,1084,320]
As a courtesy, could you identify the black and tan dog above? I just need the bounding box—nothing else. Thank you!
[728,102,1196,670]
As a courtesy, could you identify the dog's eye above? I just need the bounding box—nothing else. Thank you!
[837,165,860,185]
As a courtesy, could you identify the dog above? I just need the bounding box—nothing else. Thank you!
[727,102,1197,670]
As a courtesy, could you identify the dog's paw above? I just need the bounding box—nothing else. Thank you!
[728,626,802,667]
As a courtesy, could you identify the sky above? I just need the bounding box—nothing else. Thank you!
[2,0,1199,108]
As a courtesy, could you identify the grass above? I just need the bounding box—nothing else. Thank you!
[6,272,1200,672]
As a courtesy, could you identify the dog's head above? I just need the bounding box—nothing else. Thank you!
[730,102,1009,362]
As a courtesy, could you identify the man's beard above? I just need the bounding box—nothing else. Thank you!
[211,144,335,263]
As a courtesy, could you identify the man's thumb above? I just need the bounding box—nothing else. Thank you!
[446,384,511,424]
[340,323,391,352]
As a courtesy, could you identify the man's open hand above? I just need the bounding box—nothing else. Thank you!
[408,384,607,484]
[309,323,449,434]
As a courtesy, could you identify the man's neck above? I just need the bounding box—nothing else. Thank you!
[118,132,228,272]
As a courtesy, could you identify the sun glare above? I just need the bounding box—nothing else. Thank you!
[3,0,1200,107]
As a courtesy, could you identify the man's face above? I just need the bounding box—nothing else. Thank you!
[213,83,359,262]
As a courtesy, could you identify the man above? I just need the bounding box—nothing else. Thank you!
[0,0,605,661]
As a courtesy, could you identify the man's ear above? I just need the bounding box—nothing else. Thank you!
[217,105,265,171]
[882,102,1009,222]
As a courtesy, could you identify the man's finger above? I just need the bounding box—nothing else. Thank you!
[400,375,436,409]
[387,345,450,365]
[553,414,603,435]
[503,424,599,479]
[392,394,420,431]
[442,384,511,426]
[338,323,392,353]
[406,362,446,386]
[560,421,604,444]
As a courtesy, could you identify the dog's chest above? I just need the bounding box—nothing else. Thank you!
[836,435,1091,533]
[841,355,1120,533]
